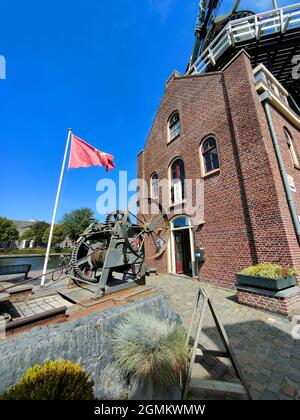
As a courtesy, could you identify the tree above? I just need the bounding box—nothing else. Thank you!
[20,221,50,246]
[42,224,66,246]
[61,208,95,241]
[0,217,19,243]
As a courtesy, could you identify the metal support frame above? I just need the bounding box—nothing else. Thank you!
[70,232,146,299]
[187,3,300,76]
[94,235,145,298]
[183,287,252,400]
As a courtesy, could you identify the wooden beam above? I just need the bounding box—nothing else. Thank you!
[183,287,252,400]
[190,378,247,395]
[198,348,229,358]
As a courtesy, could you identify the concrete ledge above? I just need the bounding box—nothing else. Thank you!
[237,285,300,298]
[0,289,180,399]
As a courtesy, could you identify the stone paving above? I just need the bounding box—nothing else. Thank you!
[14,295,73,318]
[0,270,72,318]
[147,274,300,400]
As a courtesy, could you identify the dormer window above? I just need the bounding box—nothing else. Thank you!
[169,112,181,142]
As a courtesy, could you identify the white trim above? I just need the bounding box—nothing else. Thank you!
[168,156,185,207]
[255,81,300,129]
[285,128,299,167]
[168,216,196,277]
[254,63,289,96]
[150,173,159,200]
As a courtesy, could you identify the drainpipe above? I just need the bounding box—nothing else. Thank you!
[260,91,300,245]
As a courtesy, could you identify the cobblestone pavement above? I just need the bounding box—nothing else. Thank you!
[147,274,300,400]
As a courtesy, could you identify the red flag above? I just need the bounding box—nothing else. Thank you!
[68,135,115,172]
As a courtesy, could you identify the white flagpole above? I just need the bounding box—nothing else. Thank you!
[40,128,72,287]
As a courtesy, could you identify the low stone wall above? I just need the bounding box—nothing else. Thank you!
[237,285,300,316]
[0,289,180,399]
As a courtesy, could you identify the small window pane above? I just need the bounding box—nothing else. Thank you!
[173,217,189,228]
[208,138,216,148]
[205,158,213,173]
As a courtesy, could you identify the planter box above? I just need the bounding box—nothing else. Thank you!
[236,273,296,291]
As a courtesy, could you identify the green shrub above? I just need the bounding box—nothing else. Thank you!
[240,263,296,279]
[112,311,188,385]
[1,360,94,400]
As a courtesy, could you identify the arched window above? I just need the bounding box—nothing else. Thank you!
[169,112,181,142]
[284,128,299,167]
[170,158,185,204]
[201,136,220,175]
[151,173,159,199]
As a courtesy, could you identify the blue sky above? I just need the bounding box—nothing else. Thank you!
[0,0,294,222]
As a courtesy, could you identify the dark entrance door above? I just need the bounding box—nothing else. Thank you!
[174,230,192,276]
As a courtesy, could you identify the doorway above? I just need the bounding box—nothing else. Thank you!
[169,216,196,277]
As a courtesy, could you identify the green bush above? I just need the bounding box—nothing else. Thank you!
[1,360,94,400]
[240,263,296,279]
[112,311,188,385]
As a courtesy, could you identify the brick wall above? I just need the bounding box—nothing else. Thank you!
[138,51,300,289]
[237,288,300,316]
[264,106,300,279]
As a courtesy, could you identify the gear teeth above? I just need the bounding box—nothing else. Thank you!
[71,236,99,283]
[105,211,125,228]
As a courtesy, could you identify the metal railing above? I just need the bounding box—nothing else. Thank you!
[186,3,300,76]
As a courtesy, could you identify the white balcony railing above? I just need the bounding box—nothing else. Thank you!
[254,64,289,104]
[186,3,300,76]
[253,64,300,128]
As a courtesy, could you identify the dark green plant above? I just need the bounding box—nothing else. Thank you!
[112,311,188,385]
[240,263,296,279]
[1,360,94,400]
[0,217,18,243]
[42,224,66,245]
[61,208,95,241]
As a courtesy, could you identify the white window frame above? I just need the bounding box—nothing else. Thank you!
[200,136,220,177]
[169,157,186,207]
[167,215,196,277]
[285,129,299,167]
[168,112,181,142]
[150,173,159,199]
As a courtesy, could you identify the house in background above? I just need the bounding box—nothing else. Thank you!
[11,220,37,249]
[0,219,37,249]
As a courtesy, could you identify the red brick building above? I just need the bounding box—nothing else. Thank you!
[137,3,300,315]
[138,50,300,291]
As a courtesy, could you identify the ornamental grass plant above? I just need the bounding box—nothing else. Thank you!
[111,311,188,386]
